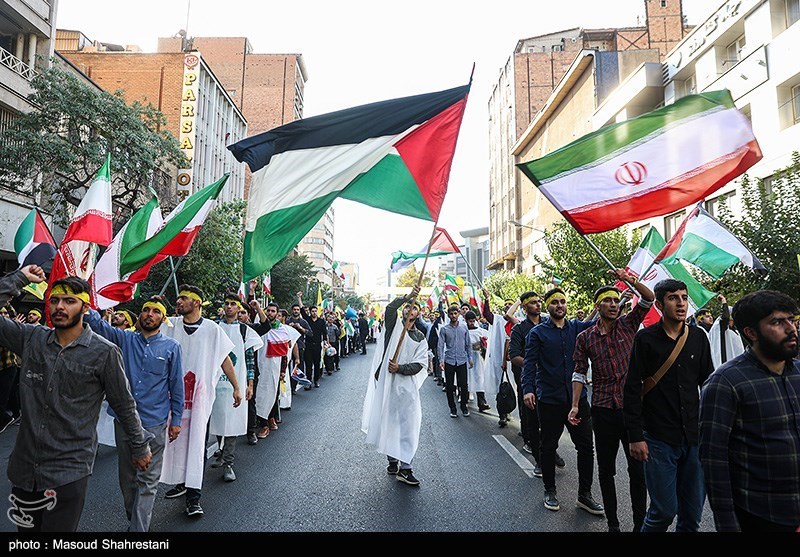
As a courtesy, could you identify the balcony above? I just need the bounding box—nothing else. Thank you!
[0,46,36,113]
[0,46,36,81]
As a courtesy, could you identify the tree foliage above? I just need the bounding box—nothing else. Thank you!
[396,265,435,287]
[715,152,800,301]
[271,253,317,309]
[534,222,641,311]
[0,66,185,226]
[482,271,544,312]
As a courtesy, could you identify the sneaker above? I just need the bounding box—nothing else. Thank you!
[12,415,21,426]
[461,408,470,417]
[267,418,278,431]
[533,464,543,478]
[186,502,204,517]
[335,367,340,371]
[478,403,491,413]
[498,418,507,428]
[256,426,270,439]
[210,453,224,469]
[577,492,604,516]
[223,465,236,482]
[450,410,458,418]
[314,381,320,388]
[555,452,566,468]
[247,432,258,446]
[386,461,399,475]
[396,469,420,486]
[522,443,533,454]
[544,490,560,512]
[441,385,446,392]
[165,484,187,499]
[0,413,14,434]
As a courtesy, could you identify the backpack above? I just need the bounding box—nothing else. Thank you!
[495,369,517,415]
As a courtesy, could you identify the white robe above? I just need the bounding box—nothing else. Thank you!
[255,322,292,420]
[708,318,745,370]
[279,324,301,409]
[361,321,429,464]
[160,317,234,489]
[484,315,509,399]
[209,322,263,437]
[467,326,489,393]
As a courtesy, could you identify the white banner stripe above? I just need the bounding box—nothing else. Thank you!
[686,213,755,266]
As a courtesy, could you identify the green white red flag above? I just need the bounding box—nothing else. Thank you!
[390,226,461,272]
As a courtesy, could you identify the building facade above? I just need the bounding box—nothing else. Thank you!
[460,226,491,284]
[340,261,359,293]
[297,206,335,286]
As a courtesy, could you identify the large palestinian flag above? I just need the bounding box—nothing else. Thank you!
[228,83,470,280]
[517,90,761,234]
[14,209,57,267]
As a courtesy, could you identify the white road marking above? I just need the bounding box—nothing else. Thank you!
[493,434,537,478]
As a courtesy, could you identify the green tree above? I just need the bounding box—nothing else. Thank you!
[534,222,641,311]
[271,254,317,309]
[716,152,800,301]
[0,66,186,225]
[396,265,435,287]
[483,271,545,312]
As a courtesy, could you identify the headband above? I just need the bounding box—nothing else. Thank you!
[594,288,620,305]
[28,308,42,318]
[118,310,135,328]
[504,299,515,305]
[179,290,203,303]
[224,296,245,310]
[522,295,540,306]
[50,284,90,304]
[544,292,566,308]
[142,301,168,318]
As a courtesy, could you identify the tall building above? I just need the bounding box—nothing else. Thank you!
[58,38,247,205]
[339,261,359,293]
[488,0,690,273]
[0,0,58,271]
[297,206,335,286]
[460,227,491,283]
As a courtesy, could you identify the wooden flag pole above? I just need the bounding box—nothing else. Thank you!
[580,235,635,291]
[389,222,439,365]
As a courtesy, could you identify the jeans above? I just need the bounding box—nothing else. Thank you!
[304,344,322,382]
[538,398,594,494]
[512,366,540,463]
[444,363,468,412]
[591,406,646,531]
[10,475,89,532]
[641,432,705,532]
[115,420,167,532]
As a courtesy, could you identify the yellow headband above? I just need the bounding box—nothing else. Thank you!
[178,290,203,304]
[522,295,540,306]
[117,310,135,328]
[142,301,167,318]
[544,293,566,308]
[28,308,42,318]
[594,289,621,306]
[50,285,90,304]
[224,296,245,310]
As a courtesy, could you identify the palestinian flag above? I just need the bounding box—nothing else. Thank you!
[228,82,470,281]
[517,90,761,234]
[654,204,767,279]
[390,226,461,272]
[14,209,56,267]
[550,274,564,285]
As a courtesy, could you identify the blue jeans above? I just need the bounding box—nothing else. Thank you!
[641,433,705,532]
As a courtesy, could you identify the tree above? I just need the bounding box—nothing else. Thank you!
[0,66,185,226]
[716,152,800,301]
[534,222,641,311]
[396,265,435,287]
[271,254,317,309]
[483,271,545,312]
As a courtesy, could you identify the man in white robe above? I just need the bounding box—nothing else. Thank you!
[249,300,293,433]
[708,295,745,369]
[160,284,241,518]
[277,309,302,412]
[465,310,490,412]
[362,285,428,487]
[209,293,262,481]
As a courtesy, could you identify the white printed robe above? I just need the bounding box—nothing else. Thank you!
[467,326,489,394]
[279,324,301,410]
[255,323,292,420]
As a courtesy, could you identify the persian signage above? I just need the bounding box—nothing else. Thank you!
[177,53,201,201]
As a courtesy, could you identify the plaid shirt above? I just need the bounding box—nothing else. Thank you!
[572,300,651,409]
[699,350,800,531]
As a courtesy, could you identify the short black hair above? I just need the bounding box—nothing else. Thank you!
[291,303,300,309]
[695,308,712,318]
[52,276,91,297]
[278,309,289,318]
[593,286,620,303]
[178,284,204,302]
[654,279,687,304]
[447,305,460,314]
[460,302,471,309]
[519,291,539,304]
[464,310,477,320]
[543,287,565,303]
[732,290,799,341]
[266,301,279,310]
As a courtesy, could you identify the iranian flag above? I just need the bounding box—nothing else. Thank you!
[443,273,463,292]
[517,90,761,234]
[390,226,461,272]
[92,176,227,309]
[262,272,271,296]
[654,203,767,279]
[426,285,442,311]
[228,82,470,280]
[621,227,716,326]
[465,283,481,313]
[332,261,345,280]
[14,209,57,267]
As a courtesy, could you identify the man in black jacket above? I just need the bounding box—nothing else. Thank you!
[358,313,369,355]
[300,303,326,388]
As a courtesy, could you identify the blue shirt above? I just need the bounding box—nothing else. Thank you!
[522,318,594,405]
[437,321,473,367]
[86,309,184,428]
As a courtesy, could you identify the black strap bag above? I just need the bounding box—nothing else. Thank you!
[495,369,517,415]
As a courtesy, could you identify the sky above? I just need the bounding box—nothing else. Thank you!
[56,0,714,290]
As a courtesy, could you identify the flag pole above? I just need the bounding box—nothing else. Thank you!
[580,235,635,290]
[389,222,439,365]
[457,249,484,290]
[159,256,185,296]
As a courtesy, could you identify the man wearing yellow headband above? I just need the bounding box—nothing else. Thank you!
[0,268,153,532]
[521,285,601,516]
[26,308,43,325]
[85,295,184,532]
[112,310,135,331]
[569,269,654,532]
[161,284,241,518]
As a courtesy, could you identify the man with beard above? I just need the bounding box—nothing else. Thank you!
[0,268,152,532]
[111,310,135,331]
[438,304,473,418]
[85,296,183,532]
[522,287,602,515]
[288,294,310,384]
[568,272,653,532]
[161,285,240,518]
[301,304,326,388]
[624,279,713,532]
[26,308,43,325]
[700,290,800,532]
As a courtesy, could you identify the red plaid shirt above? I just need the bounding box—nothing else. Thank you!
[573,301,651,409]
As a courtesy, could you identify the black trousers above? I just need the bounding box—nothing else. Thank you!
[339,337,348,357]
[512,366,540,462]
[10,475,89,532]
[0,367,19,418]
[431,354,442,380]
[444,363,468,412]
[360,333,368,354]
[538,398,594,494]
[304,344,323,382]
[735,506,798,532]
[592,406,646,531]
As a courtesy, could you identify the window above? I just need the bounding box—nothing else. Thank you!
[685,73,697,96]
[778,77,800,129]
[762,175,774,195]
[725,35,746,66]
[704,192,736,218]
[661,0,667,7]
[664,210,686,240]
[793,83,800,125]
[788,0,800,27]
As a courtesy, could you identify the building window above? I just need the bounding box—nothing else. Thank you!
[685,73,697,96]
[788,0,800,27]
[664,210,686,240]
[777,76,800,129]
[762,175,774,195]
[793,84,800,125]
[705,191,736,218]
[661,0,667,7]
[725,35,746,67]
